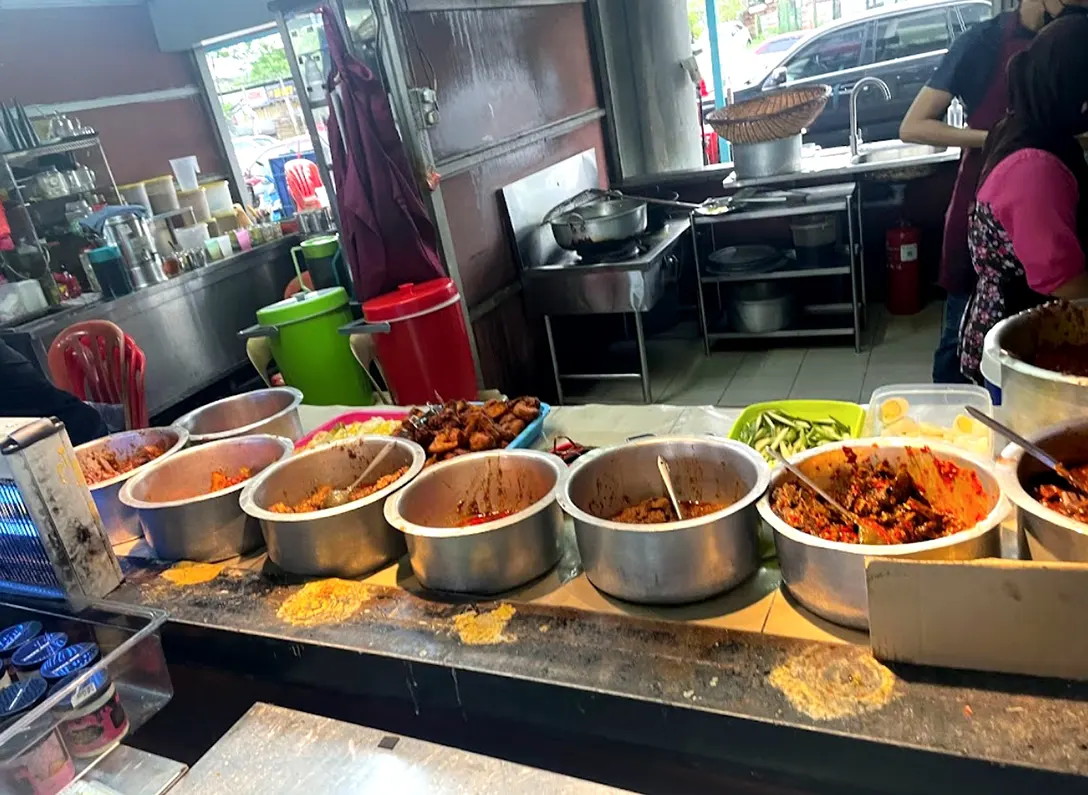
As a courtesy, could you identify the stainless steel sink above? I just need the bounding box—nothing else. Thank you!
[851,143,947,166]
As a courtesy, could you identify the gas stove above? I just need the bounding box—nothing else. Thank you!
[530,218,691,275]
[523,218,691,315]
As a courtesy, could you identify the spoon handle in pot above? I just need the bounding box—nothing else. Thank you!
[965,406,1088,493]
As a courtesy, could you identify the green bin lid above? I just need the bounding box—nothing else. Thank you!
[256,287,349,326]
[299,234,340,260]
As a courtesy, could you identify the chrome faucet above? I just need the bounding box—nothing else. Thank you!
[849,77,892,158]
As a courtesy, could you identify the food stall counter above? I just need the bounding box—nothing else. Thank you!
[102,402,1088,794]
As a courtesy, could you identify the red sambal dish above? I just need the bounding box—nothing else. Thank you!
[770,459,965,545]
[1032,464,1088,524]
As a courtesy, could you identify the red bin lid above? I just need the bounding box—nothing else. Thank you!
[362,279,461,322]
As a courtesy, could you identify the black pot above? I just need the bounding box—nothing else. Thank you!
[643,188,681,231]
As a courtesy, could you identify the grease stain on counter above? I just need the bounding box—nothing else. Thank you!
[454,603,517,645]
[278,579,373,627]
[768,645,898,721]
[160,561,226,586]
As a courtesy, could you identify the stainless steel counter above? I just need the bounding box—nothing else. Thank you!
[170,703,629,794]
[1,238,298,417]
[622,142,960,192]
[72,745,187,794]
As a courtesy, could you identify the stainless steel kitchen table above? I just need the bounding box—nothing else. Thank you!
[168,703,630,794]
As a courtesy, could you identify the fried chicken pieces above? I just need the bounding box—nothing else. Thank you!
[398,397,541,466]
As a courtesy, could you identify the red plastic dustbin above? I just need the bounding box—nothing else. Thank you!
[352,279,477,405]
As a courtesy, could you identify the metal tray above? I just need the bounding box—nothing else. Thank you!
[295,403,552,453]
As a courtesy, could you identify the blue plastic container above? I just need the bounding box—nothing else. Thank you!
[269,151,318,218]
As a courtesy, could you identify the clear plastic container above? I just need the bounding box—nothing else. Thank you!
[0,597,170,791]
[865,383,993,456]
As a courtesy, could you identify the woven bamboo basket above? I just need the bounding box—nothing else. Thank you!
[707,85,832,145]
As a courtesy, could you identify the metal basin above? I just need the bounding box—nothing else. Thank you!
[385,450,565,594]
[558,436,769,604]
[996,419,1088,562]
[851,142,946,165]
[173,387,303,444]
[988,300,1088,436]
[241,436,425,577]
[757,439,1008,630]
[74,427,188,545]
[119,435,293,562]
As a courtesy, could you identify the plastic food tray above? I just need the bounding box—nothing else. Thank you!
[0,597,171,791]
[728,399,866,445]
[865,383,993,455]
[294,403,552,452]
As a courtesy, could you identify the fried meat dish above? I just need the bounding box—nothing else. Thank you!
[78,441,170,485]
[398,397,541,466]
[267,466,410,513]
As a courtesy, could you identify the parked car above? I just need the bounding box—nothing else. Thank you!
[719,0,992,149]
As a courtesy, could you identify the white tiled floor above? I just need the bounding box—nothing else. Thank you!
[568,301,943,407]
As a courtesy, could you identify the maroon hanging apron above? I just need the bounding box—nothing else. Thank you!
[938,14,1031,298]
[322,10,444,302]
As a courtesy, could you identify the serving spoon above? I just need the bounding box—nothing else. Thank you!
[323,440,397,509]
[965,406,1088,495]
[657,456,685,521]
[770,449,886,544]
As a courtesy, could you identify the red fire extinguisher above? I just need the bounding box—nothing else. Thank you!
[886,219,922,316]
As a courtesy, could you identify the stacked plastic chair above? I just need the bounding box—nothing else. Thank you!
[46,320,148,430]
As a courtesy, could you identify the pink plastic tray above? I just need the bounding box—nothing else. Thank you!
[294,408,411,451]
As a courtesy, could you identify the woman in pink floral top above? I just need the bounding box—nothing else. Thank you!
[959,13,1088,382]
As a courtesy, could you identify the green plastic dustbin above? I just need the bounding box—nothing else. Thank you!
[239,287,372,406]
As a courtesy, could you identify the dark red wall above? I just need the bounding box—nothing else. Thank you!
[0,3,225,185]
[405,3,604,394]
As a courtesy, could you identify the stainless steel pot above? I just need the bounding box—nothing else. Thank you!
[731,135,802,179]
[558,436,769,604]
[757,439,1008,630]
[74,427,189,545]
[173,387,303,444]
[241,436,425,577]
[996,418,1088,562]
[988,300,1088,436]
[385,450,566,594]
[549,198,647,251]
[119,435,293,561]
[729,282,793,333]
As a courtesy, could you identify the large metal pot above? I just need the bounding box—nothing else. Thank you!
[988,300,1088,436]
[549,198,647,252]
[385,450,565,594]
[757,439,1008,630]
[241,436,425,577]
[119,435,293,561]
[74,427,189,545]
[731,135,802,180]
[558,436,769,604]
[996,418,1088,562]
[173,387,303,444]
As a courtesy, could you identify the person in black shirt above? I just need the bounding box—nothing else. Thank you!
[899,0,1088,383]
[0,340,107,445]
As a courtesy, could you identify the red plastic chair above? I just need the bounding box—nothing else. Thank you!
[284,158,323,212]
[47,320,148,430]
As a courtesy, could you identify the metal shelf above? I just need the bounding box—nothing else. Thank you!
[1,134,99,165]
[700,264,850,284]
[708,326,854,341]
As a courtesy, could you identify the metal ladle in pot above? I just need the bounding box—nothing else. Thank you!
[965,406,1088,495]
[323,439,397,509]
[769,449,886,545]
[656,456,685,521]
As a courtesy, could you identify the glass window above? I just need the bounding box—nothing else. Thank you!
[957,2,992,29]
[874,10,951,63]
[785,26,866,82]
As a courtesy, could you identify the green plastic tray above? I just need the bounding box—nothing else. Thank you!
[728,399,867,446]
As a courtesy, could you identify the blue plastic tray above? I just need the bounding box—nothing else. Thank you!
[505,402,551,449]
